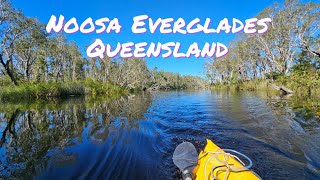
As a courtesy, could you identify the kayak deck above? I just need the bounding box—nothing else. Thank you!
[193,139,260,180]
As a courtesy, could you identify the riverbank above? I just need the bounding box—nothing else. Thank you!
[211,72,320,118]
[212,70,320,97]
[1,90,319,179]
[0,70,207,101]
[0,79,128,102]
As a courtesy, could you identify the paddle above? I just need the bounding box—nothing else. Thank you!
[172,142,199,180]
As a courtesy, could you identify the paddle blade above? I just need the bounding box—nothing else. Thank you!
[172,142,198,171]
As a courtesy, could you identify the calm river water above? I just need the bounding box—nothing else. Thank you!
[0,90,319,179]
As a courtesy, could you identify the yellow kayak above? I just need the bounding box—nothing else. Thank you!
[193,139,260,180]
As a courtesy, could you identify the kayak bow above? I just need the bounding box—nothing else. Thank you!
[194,139,260,180]
[173,139,261,180]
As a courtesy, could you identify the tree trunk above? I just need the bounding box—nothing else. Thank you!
[0,54,19,86]
[6,69,19,86]
[26,58,31,81]
[269,82,294,94]
[305,46,320,58]
[104,65,108,83]
[72,58,76,82]
[0,109,21,147]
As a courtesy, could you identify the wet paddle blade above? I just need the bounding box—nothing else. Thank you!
[172,142,198,171]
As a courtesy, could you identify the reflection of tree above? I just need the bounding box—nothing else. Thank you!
[0,93,152,179]
[0,109,20,147]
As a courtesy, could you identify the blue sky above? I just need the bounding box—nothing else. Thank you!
[12,0,285,77]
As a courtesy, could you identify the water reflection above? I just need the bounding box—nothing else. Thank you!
[0,94,152,179]
[0,90,319,179]
[208,90,320,178]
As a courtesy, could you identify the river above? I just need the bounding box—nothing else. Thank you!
[0,90,319,179]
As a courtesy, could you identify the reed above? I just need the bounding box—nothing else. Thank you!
[0,80,127,101]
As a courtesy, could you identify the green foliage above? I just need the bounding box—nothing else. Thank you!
[211,79,272,92]
[149,71,207,90]
[0,0,207,101]
[265,72,285,80]
[207,0,320,103]
[83,78,127,96]
[0,76,14,86]
[205,0,320,85]
[275,65,320,97]
[0,80,127,101]
[212,66,320,100]
[0,82,81,101]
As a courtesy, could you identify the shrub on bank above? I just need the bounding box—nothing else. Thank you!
[210,67,320,98]
[83,79,127,96]
[0,81,127,101]
[275,70,320,97]
[211,79,269,92]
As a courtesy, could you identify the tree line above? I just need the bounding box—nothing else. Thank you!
[0,0,206,91]
[205,0,319,84]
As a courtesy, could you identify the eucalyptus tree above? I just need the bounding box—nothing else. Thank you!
[107,58,150,89]
[121,58,150,89]
[292,1,320,59]
[254,0,319,74]
[0,0,24,85]
[0,0,207,90]
[54,35,69,82]
[66,42,85,82]
[100,56,111,83]
[14,18,47,81]
[205,0,320,84]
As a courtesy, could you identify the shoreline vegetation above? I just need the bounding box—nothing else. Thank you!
[0,0,206,102]
[0,79,127,101]
[0,73,207,101]
[205,0,319,117]
[0,0,319,110]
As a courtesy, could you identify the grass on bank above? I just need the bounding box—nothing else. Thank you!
[210,67,320,118]
[0,78,128,101]
[211,66,320,98]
